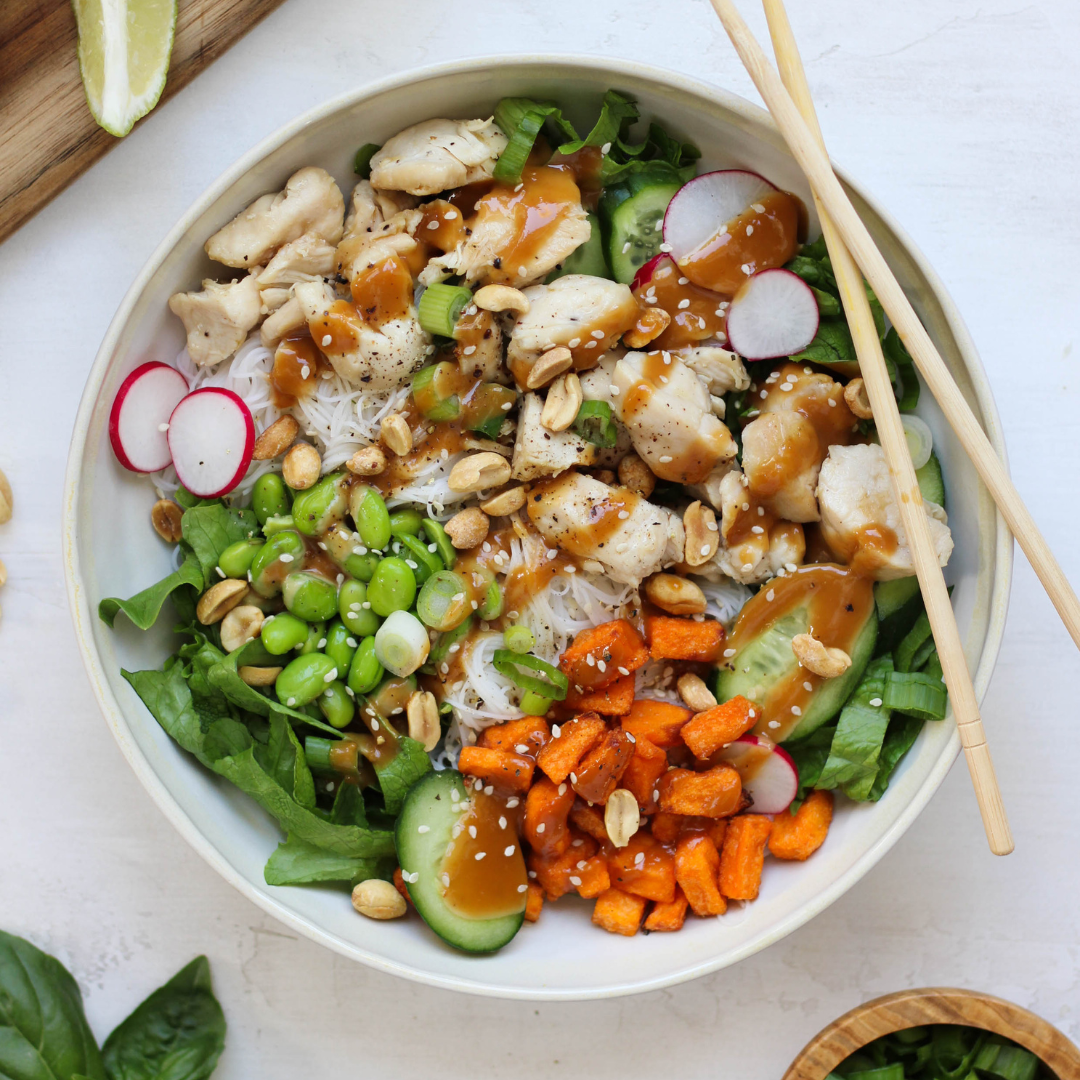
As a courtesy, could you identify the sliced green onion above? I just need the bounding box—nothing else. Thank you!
[895,610,932,672]
[922,648,943,683]
[465,384,517,439]
[504,625,535,654]
[972,1041,1040,1080]
[411,362,462,422]
[493,108,549,184]
[416,570,471,632]
[471,567,503,620]
[492,648,569,701]
[396,533,443,585]
[883,671,947,721]
[901,414,933,469]
[519,690,553,716]
[555,90,639,156]
[845,1067,905,1080]
[353,142,381,178]
[571,399,618,448]
[304,736,334,772]
[417,283,473,338]
[373,610,430,677]
[421,518,457,569]
[430,614,473,667]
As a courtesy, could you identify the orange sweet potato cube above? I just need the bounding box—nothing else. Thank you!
[644,888,689,932]
[457,746,534,794]
[675,833,727,917]
[524,881,544,923]
[649,812,687,844]
[621,698,692,750]
[524,776,576,857]
[571,728,634,805]
[681,696,758,759]
[658,765,744,818]
[565,673,636,716]
[572,854,611,899]
[535,713,606,784]
[770,790,834,861]
[645,614,726,663]
[560,619,650,692]
[607,832,677,903]
[719,814,773,901]
[592,888,647,937]
[528,834,599,900]
[569,801,609,843]
[619,735,668,811]
[480,715,552,756]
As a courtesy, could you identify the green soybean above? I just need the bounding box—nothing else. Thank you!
[421,518,456,569]
[252,473,290,525]
[318,680,355,729]
[217,539,263,579]
[299,620,328,655]
[347,636,384,695]
[367,556,416,616]
[275,652,339,708]
[320,522,380,582]
[293,473,349,536]
[339,579,381,637]
[349,485,391,550]
[324,618,357,675]
[250,530,306,597]
[395,532,443,585]
[260,612,310,655]
[389,507,424,537]
[262,514,296,536]
[283,571,339,622]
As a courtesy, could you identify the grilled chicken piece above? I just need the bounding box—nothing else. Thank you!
[260,295,305,349]
[337,230,420,282]
[205,167,345,269]
[740,412,821,523]
[342,180,421,242]
[256,233,337,290]
[369,117,507,196]
[526,471,684,585]
[611,351,737,485]
[676,345,750,397]
[455,308,506,383]
[816,442,953,580]
[168,273,262,367]
[293,280,433,390]
[511,393,597,481]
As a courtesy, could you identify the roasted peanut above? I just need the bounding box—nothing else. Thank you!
[645,573,708,615]
[220,605,265,653]
[525,346,573,389]
[540,373,582,433]
[677,673,717,712]
[474,284,530,315]
[282,442,321,489]
[239,665,282,687]
[406,690,441,752]
[791,633,852,679]
[623,307,671,349]
[196,578,249,625]
[604,789,641,849]
[479,486,527,516]
[843,378,873,420]
[151,499,184,543]
[0,467,11,524]
[0,558,7,588]
[253,415,300,460]
[380,413,414,457]
[444,507,490,549]
[617,453,656,498]
[351,878,407,920]
[683,501,720,567]
[347,445,387,476]
[448,452,512,493]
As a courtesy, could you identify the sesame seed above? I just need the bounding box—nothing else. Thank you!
[569,876,582,886]
[463,345,476,355]
[828,398,837,407]
[626,732,636,744]
[450,789,460,801]
[504,845,515,856]
[278,553,294,563]
[653,790,660,801]
[444,209,458,219]
[536,823,545,833]
[791,705,802,716]
[443,873,451,887]
[751,202,766,213]
[287,697,296,706]
[568,337,581,348]
[518,266,527,277]
[558,782,567,795]
[215,566,225,578]
[746,225,754,237]
[740,263,752,275]
[324,669,337,682]
[517,883,527,893]
[418,825,430,834]
[475,851,487,860]
[499,816,508,829]
[724,648,737,657]
[768,720,781,729]
[659,454,673,464]
[870,697,883,707]
[484,785,494,795]
[551,724,561,737]
[569,772,577,784]
[751,525,764,534]
[506,797,520,808]
[300,365,310,378]
[622,241,632,254]
[659,243,673,252]
[766,589,775,602]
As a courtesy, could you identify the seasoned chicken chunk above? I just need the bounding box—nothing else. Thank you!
[260,295,305,349]
[741,412,821,523]
[611,351,737,484]
[256,233,337,291]
[168,273,262,367]
[369,117,507,196]
[677,345,750,397]
[511,393,597,481]
[342,180,421,242]
[205,167,345,269]
[526,472,684,585]
[816,442,953,580]
[505,276,638,385]
[577,352,633,468]
[293,281,433,391]
[455,308,506,383]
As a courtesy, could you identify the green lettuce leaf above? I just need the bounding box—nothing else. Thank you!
[789,319,858,368]
[263,834,395,887]
[556,90,639,155]
[374,736,432,816]
[98,552,204,630]
[867,715,924,801]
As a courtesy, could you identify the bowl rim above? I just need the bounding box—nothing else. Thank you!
[782,987,1080,1078]
[62,52,1013,1000]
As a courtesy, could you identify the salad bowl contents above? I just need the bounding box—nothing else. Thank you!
[69,59,1008,996]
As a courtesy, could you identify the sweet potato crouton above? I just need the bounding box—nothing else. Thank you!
[529,833,599,899]
[619,735,668,811]
[645,614,726,662]
[770,790,833,861]
[569,801,609,843]
[571,728,634,805]
[607,832,677,903]
[573,855,611,899]
[524,881,544,922]
[681,696,758,759]
[644,888,689,932]
[649,812,689,844]
[675,833,727,917]
[565,673,636,715]
[621,698,692,749]
[535,713,606,783]
[592,888,647,936]
[658,765,743,818]
[458,746,534,794]
[719,814,773,900]
[525,776,576,857]
[479,715,551,756]
[560,619,649,692]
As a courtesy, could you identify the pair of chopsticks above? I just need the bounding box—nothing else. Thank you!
[707,0,1080,855]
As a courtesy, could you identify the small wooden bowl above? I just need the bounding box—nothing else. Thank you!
[783,988,1080,1080]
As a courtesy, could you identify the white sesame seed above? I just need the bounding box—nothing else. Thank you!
[740,263,752,275]
[626,732,636,744]
[751,202,766,213]
[463,345,476,356]
[300,365,310,379]
[622,241,631,254]
[791,705,802,716]
[517,883,527,893]
[444,208,458,219]
[659,454,673,464]
[536,823,545,833]
[569,876,582,886]
[828,398,837,407]
[659,243,672,252]
[499,816,508,829]
[768,720,781,729]
[287,697,296,706]
[443,873,451,887]
[278,552,294,563]
[568,337,581,348]
[506,797,520,808]
[484,785,494,796]
[746,225,754,237]
[724,648,737,657]
[551,724,561,737]
[515,743,530,754]
[504,845,516,856]
[418,825,430,834]
[870,697,883,707]
[569,772,577,784]
[751,525,764,534]
[677,298,690,310]
[215,566,225,578]
[475,851,487,860]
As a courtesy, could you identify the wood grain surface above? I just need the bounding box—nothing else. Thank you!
[0,0,286,245]
[783,988,1080,1079]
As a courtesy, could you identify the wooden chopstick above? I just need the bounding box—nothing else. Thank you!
[707,0,1080,659]
[758,0,1012,854]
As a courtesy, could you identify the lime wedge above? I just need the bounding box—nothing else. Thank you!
[72,0,177,137]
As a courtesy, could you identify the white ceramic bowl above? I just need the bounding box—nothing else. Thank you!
[64,56,1011,1000]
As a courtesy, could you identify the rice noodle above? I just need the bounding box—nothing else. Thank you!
[696,576,752,627]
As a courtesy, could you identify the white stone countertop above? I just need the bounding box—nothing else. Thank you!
[1,1,1078,1075]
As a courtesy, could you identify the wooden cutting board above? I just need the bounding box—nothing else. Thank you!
[0,0,287,246]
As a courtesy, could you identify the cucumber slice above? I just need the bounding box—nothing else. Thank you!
[599,169,682,284]
[396,770,525,953]
[547,213,611,281]
[874,577,924,657]
[874,576,920,622]
[916,451,945,506]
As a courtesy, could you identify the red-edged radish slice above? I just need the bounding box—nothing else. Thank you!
[717,734,799,814]
[108,362,189,473]
[662,169,778,265]
[167,388,255,498]
[631,253,667,291]
[724,268,819,360]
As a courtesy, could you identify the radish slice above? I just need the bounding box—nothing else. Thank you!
[662,169,778,265]
[717,734,799,814]
[724,268,819,360]
[631,253,667,291]
[108,362,189,473]
[167,388,255,498]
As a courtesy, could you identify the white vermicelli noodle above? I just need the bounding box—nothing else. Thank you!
[697,575,753,627]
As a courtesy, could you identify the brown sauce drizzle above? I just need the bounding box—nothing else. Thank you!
[547,144,604,210]
[526,476,639,560]
[415,199,469,253]
[269,331,333,408]
[632,255,729,351]
[349,255,414,326]
[828,522,901,576]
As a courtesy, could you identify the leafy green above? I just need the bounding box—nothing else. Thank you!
[101,956,225,1080]
[353,142,380,178]
[556,89,639,155]
[867,715,924,801]
[884,327,920,411]
[0,929,106,1080]
[179,505,258,589]
[99,553,204,631]
[789,319,858,368]
[263,834,395,887]
[374,736,432,816]
[600,121,699,185]
[784,723,837,811]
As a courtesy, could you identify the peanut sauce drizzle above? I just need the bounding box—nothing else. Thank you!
[269,331,333,408]
[632,255,729,351]
[526,476,639,560]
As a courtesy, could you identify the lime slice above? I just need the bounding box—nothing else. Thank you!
[72,0,177,137]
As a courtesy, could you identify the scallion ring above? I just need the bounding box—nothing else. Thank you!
[571,399,618,448]
[492,649,569,701]
[503,625,535,654]
[416,570,472,632]
[417,283,473,338]
[373,610,430,677]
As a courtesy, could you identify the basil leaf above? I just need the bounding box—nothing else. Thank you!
[180,505,259,589]
[99,553,204,631]
[101,956,225,1080]
[0,929,106,1080]
[263,834,395,886]
[374,736,432,816]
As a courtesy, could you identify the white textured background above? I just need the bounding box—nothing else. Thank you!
[2,1,1079,1075]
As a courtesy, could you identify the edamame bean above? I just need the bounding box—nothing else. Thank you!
[260,612,310,655]
[293,473,349,536]
[275,652,339,708]
[318,680,355,729]
[346,552,379,582]
[217,539,263,579]
[389,508,423,537]
[421,518,456,569]
[324,618,357,675]
[321,522,379,583]
[283,572,339,622]
[349,485,391,550]
[299,620,327,655]
[252,473,290,525]
[396,533,443,585]
[367,557,416,617]
[347,636,384,695]
[250,530,305,597]
[338,579,381,637]
[262,514,296,536]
